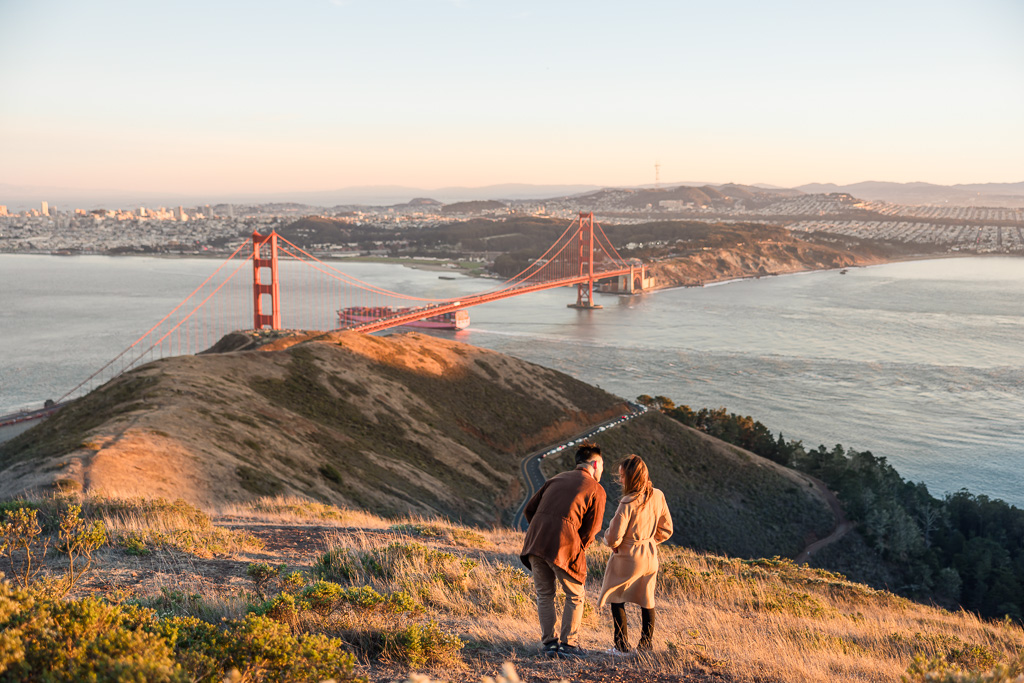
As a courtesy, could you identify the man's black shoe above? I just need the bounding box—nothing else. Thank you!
[556,644,587,659]
[542,640,560,657]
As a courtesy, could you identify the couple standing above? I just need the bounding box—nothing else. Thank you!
[519,442,674,658]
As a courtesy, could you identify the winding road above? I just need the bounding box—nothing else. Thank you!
[511,407,854,565]
[511,403,648,531]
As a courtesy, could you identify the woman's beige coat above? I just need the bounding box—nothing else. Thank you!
[597,488,673,609]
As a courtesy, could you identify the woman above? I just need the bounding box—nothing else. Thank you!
[597,454,673,654]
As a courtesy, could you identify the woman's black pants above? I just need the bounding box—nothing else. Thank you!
[610,602,655,651]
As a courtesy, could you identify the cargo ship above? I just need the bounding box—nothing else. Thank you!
[337,306,469,330]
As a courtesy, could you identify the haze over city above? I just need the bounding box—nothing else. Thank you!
[2,0,1023,199]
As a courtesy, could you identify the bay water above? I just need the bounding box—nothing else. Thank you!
[1,254,1021,506]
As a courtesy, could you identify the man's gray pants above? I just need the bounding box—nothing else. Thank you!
[528,554,586,648]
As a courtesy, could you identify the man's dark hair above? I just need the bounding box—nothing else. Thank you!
[574,441,602,465]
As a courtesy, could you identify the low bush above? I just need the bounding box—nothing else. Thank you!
[892,632,1001,672]
[1,503,105,594]
[378,620,464,669]
[0,578,361,682]
[245,562,305,599]
[904,652,1024,683]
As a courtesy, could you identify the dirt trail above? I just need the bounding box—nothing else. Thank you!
[793,473,853,564]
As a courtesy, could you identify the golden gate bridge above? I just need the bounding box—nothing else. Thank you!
[2,212,649,426]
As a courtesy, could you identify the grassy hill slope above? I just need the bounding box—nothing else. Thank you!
[1,332,837,561]
[0,332,626,527]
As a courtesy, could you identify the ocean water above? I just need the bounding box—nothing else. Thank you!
[1,254,1022,506]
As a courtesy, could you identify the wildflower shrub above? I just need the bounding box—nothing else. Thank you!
[1,503,105,595]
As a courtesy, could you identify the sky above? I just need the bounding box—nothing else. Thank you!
[1,0,1022,197]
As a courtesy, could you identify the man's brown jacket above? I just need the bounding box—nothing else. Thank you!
[520,468,606,583]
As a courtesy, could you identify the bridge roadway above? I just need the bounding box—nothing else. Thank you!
[349,267,639,334]
[0,405,63,444]
[511,402,649,531]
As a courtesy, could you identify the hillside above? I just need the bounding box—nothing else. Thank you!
[649,232,889,287]
[2,334,1023,680]
[597,221,899,288]
[543,412,834,560]
[796,181,1024,207]
[0,332,627,527]
[2,331,835,561]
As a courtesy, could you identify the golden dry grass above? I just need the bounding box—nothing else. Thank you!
[295,500,1023,682]
[220,494,392,528]
[5,492,1022,682]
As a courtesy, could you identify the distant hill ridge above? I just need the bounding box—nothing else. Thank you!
[796,181,1024,207]
[4,179,1021,210]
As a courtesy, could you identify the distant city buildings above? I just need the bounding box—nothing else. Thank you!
[0,193,1021,255]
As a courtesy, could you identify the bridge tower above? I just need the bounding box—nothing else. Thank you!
[252,231,281,330]
[568,211,603,309]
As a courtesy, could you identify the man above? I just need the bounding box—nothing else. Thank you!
[520,442,607,659]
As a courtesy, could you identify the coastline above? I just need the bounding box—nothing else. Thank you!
[2,249,1017,288]
[642,250,1014,294]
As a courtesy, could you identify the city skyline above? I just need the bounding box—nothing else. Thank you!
[1,0,1022,195]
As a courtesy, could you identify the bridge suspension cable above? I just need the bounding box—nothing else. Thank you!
[49,211,648,406]
[54,240,252,404]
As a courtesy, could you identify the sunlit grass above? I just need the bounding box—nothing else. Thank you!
[3,492,1022,681]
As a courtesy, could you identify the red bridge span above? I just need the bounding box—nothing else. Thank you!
[2,211,651,423]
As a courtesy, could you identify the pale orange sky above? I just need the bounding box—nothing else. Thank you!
[2,0,1022,194]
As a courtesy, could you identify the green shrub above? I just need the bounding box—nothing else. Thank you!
[162,613,360,682]
[0,579,361,682]
[893,632,1003,674]
[246,562,287,599]
[380,620,464,669]
[246,563,306,600]
[139,587,211,619]
[120,532,152,556]
[0,583,183,682]
[56,504,106,597]
[904,653,1024,683]
[301,580,346,616]
[256,593,301,629]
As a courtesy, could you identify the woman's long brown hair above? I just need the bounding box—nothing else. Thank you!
[619,454,653,509]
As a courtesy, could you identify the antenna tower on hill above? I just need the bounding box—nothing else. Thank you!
[654,162,661,189]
